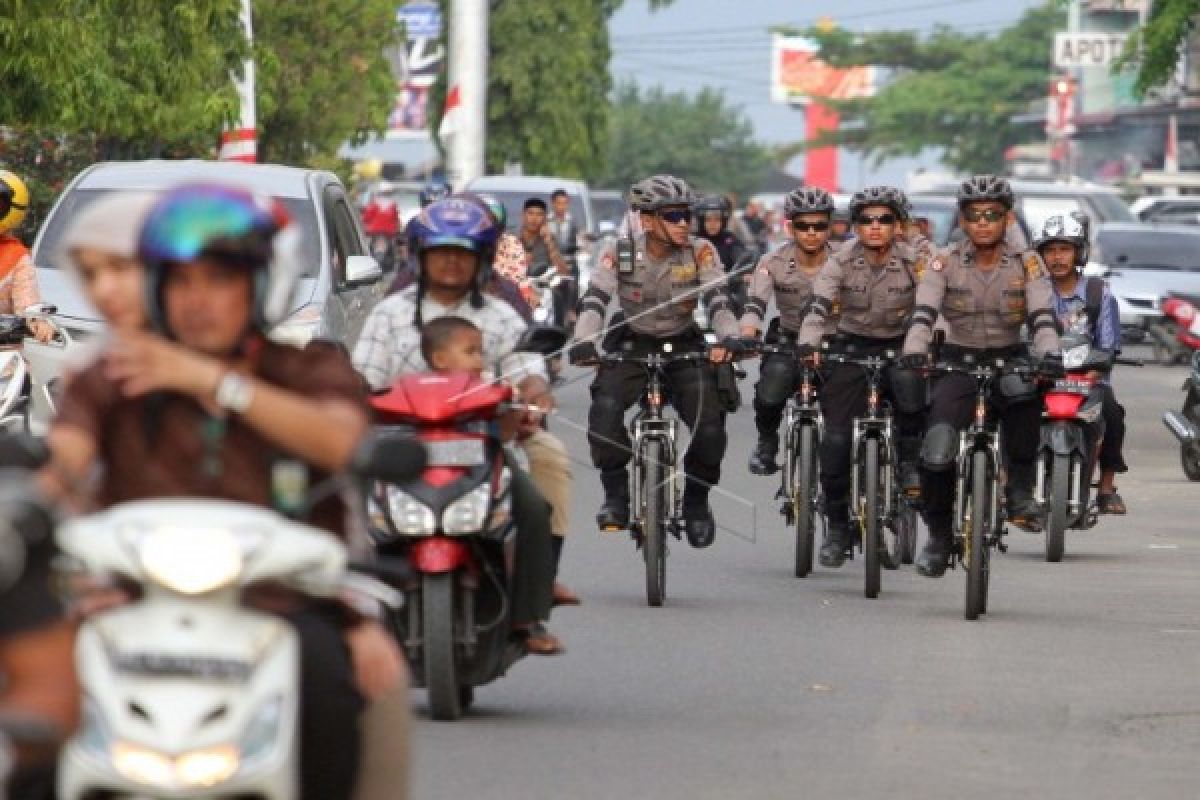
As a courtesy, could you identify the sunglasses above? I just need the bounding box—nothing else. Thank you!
[857,213,896,227]
[791,218,830,232]
[963,208,1006,223]
[657,209,693,225]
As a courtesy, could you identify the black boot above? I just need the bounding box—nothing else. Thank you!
[1006,461,1041,532]
[682,483,716,548]
[819,516,850,568]
[748,434,780,475]
[916,525,953,578]
[596,469,630,530]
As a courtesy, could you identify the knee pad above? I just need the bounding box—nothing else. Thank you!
[920,423,959,472]
[889,367,929,415]
[820,429,853,474]
[588,392,625,429]
[994,374,1036,409]
[757,354,795,406]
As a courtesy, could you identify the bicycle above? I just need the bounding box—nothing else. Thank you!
[750,341,823,578]
[929,356,1038,620]
[599,345,709,607]
[823,347,919,599]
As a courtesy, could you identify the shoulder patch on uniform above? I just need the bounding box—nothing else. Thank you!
[1023,252,1044,279]
[914,257,927,281]
[696,241,715,266]
[931,258,944,272]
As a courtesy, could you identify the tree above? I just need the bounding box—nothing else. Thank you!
[253,0,402,165]
[1119,0,1198,97]
[429,0,674,180]
[777,2,1065,174]
[598,83,769,197]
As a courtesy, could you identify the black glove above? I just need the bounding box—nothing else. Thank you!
[568,341,600,366]
[898,353,929,370]
[1039,351,1065,376]
[795,344,817,361]
[717,337,746,358]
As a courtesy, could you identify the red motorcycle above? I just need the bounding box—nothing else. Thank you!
[1151,293,1200,365]
[367,372,523,720]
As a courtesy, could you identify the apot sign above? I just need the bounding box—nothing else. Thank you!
[1053,32,1128,69]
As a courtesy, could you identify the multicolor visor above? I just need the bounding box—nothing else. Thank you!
[138,184,289,265]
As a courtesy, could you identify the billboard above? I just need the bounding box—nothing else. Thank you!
[771,35,876,105]
[388,2,445,138]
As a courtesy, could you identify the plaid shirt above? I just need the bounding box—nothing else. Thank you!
[352,286,546,391]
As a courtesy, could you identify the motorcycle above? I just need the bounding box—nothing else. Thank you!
[1162,349,1200,481]
[368,234,399,273]
[527,269,571,383]
[1148,292,1200,366]
[55,439,423,799]
[366,371,527,720]
[1034,332,1111,562]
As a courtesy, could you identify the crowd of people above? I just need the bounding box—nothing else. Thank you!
[0,164,1133,798]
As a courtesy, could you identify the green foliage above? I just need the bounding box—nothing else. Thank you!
[1118,0,1197,97]
[782,2,1065,174]
[430,0,675,179]
[599,83,769,198]
[253,0,402,165]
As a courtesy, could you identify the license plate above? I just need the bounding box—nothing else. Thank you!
[425,438,486,466]
[1054,380,1090,393]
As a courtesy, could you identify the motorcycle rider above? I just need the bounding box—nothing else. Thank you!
[353,196,572,647]
[0,171,55,342]
[695,195,750,314]
[797,186,930,568]
[829,206,853,244]
[741,187,837,475]
[903,175,1062,577]
[418,181,452,208]
[1036,213,1128,515]
[568,174,740,549]
[45,185,404,800]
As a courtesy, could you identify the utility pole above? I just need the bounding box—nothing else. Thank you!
[219,0,257,163]
[443,0,488,188]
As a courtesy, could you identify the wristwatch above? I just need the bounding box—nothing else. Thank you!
[215,372,256,415]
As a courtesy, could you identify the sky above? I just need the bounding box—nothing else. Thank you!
[608,0,1050,189]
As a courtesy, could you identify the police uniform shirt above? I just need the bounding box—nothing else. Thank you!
[574,234,737,343]
[741,241,832,334]
[903,239,1060,357]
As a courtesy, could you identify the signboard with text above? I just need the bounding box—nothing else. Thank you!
[1054,32,1129,69]
[389,1,445,137]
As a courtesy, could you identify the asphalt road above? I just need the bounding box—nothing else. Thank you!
[411,350,1200,799]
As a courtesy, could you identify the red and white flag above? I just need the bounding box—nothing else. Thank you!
[1165,114,1180,174]
[439,84,462,138]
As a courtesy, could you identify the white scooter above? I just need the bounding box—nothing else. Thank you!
[56,440,422,799]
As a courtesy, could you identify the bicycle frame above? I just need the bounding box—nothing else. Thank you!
[630,357,681,528]
[953,374,1002,553]
[848,356,898,531]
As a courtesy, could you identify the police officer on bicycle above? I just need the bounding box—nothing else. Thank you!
[742,186,838,475]
[569,175,741,549]
[798,186,930,568]
[902,175,1061,577]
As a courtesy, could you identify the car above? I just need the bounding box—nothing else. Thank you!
[590,188,625,235]
[917,179,1134,235]
[466,174,600,288]
[1086,222,1200,340]
[26,159,388,430]
[907,195,959,246]
[1130,196,1200,226]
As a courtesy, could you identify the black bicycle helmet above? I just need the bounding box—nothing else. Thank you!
[957,174,1014,210]
[849,186,908,222]
[629,174,695,212]
[784,187,836,217]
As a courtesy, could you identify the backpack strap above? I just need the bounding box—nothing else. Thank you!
[1084,275,1104,331]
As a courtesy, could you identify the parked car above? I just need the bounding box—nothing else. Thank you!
[27,159,388,430]
[917,179,1134,238]
[1130,196,1200,226]
[1086,222,1200,341]
[590,188,625,236]
[908,195,960,245]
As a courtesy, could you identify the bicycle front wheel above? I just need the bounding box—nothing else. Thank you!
[864,437,881,599]
[642,439,667,607]
[793,424,817,578]
[965,449,991,621]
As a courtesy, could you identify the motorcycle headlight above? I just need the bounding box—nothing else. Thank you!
[386,486,437,535]
[138,526,244,595]
[442,483,491,534]
[112,742,240,789]
[1062,344,1089,370]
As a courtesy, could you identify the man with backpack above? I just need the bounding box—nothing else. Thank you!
[1036,214,1128,514]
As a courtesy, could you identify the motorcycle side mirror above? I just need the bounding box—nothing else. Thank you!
[351,433,427,484]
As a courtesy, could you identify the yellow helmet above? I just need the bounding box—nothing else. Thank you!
[0,171,29,235]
